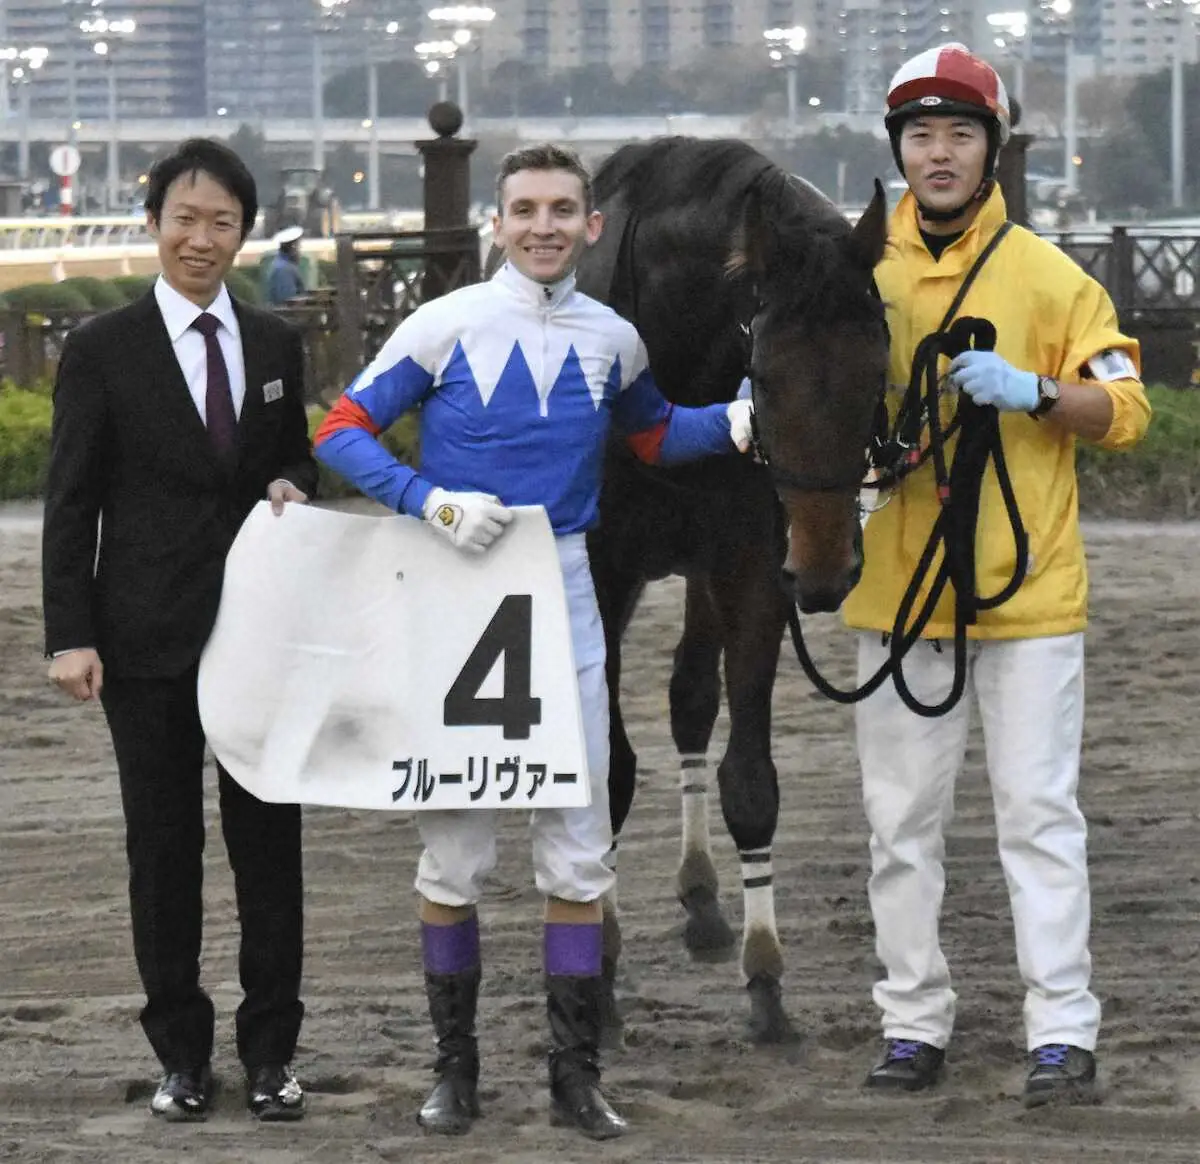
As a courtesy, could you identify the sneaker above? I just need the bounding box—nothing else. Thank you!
[1024,1044,1097,1108]
[864,1038,945,1092]
[247,1063,306,1121]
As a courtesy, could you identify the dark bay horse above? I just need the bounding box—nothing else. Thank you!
[575,138,890,1042]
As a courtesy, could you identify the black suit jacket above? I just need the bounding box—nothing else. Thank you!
[42,289,318,678]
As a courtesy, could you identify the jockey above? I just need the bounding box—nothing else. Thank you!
[315,142,753,1141]
[843,42,1151,1105]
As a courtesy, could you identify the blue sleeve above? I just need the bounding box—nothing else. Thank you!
[613,366,732,465]
[660,402,733,464]
[315,422,432,516]
[313,311,449,516]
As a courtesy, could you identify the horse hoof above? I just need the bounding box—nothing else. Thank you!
[679,886,737,962]
[746,973,801,1045]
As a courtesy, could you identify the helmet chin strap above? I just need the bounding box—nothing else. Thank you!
[915,176,996,225]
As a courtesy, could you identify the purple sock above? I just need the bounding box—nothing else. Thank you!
[422,916,480,975]
[544,922,602,977]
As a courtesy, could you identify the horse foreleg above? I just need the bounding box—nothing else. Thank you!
[712,571,798,1044]
[671,575,736,961]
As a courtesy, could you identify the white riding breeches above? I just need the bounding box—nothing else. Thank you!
[415,533,614,906]
[855,631,1100,1052]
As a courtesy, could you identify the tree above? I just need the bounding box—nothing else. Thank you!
[324,59,447,120]
[1123,62,1200,209]
[762,127,894,206]
[1082,131,1170,216]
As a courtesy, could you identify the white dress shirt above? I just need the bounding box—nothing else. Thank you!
[153,275,247,423]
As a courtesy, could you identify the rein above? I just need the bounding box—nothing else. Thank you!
[783,223,1028,718]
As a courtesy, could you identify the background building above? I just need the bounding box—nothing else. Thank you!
[204,0,426,121]
[3,1,205,121]
[0,0,1194,125]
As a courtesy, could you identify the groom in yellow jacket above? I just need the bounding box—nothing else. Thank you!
[846,43,1150,1105]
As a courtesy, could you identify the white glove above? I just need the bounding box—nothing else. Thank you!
[421,487,513,555]
[727,397,755,454]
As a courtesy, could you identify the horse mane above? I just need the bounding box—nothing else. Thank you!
[595,137,880,326]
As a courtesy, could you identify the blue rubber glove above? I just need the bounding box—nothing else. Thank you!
[947,350,1039,412]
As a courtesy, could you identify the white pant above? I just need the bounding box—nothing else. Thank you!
[416,534,614,906]
[855,631,1099,1052]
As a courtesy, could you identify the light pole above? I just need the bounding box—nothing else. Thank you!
[427,6,495,128]
[80,9,135,211]
[763,25,806,129]
[1150,0,1200,208]
[415,39,456,104]
[0,46,49,181]
[986,10,1030,106]
[62,2,98,153]
[365,19,404,212]
[312,0,350,174]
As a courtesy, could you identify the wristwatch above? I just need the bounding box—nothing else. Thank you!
[1030,375,1062,417]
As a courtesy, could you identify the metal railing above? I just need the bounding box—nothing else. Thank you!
[1045,227,1200,313]
[0,226,483,397]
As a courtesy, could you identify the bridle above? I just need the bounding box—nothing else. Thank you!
[781,222,1028,718]
[737,304,890,496]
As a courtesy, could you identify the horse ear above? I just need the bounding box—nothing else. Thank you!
[728,186,773,279]
[846,178,888,272]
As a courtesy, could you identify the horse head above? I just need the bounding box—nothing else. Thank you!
[730,178,890,614]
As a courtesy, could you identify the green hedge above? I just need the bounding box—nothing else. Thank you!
[0,386,53,499]
[1076,384,1200,518]
[3,385,1198,516]
[2,282,93,313]
[110,275,156,302]
[226,267,262,305]
[306,406,419,501]
[58,276,127,311]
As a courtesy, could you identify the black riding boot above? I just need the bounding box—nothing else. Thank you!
[417,967,481,1135]
[546,975,627,1141]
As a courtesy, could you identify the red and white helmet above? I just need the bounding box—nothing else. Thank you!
[885,43,1011,147]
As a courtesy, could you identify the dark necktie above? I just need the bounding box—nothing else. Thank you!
[191,311,237,457]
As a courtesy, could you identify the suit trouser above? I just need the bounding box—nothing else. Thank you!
[416,533,614,906]
[101,665,304,1072]
[855,631,1100,1052]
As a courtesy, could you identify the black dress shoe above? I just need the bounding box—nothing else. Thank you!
[151,1064,213,1122]
[1024,1044,1097,1108]
[864,1039,945,1092]
[247,1063,305,1121]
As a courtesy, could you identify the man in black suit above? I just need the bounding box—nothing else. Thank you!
[42,138,317,1123]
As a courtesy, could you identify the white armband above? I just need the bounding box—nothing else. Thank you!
[1083,349,1138,383]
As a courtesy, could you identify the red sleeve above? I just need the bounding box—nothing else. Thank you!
[625,418,668,465]
[314,394,383,446]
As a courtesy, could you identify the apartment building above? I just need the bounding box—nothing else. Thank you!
[480,0,819,73]
[3,1,205,121]
[204,0,427,120]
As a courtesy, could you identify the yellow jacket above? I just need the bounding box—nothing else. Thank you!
[842,187,1151,640]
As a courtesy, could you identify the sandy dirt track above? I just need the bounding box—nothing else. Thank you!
[2,503,1200,1163]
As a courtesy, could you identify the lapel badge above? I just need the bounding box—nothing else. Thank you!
[262,379,284,403]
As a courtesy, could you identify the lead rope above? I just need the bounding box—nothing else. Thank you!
[781,225,1027,717]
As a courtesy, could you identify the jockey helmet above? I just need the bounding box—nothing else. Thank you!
[884,43,1011,218]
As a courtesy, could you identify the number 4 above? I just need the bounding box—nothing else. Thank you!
[444,594,542,740]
